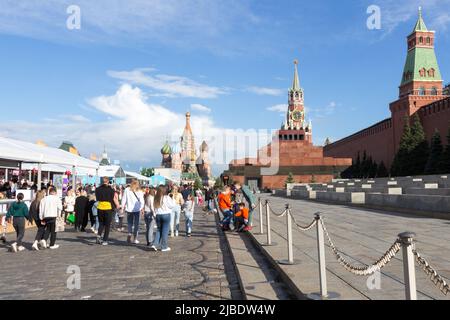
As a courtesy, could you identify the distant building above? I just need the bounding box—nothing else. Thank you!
[59,141,80,156]
[223,61,352,190]
[324,9,450,169]
[160,112,213,185]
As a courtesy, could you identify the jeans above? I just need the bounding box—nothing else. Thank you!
[153,213,171,250]
[34,219,46,241]
[92,215,99,232]
[221,209,233,227]
[43,217,57,246]
[97,210,113,241]
[170,205,181,234]
[185,211,194,234]
[127,211,141,238]
[12,217,25,246]
[144,212,156,245]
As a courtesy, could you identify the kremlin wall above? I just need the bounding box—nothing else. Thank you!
[324,10,450,169]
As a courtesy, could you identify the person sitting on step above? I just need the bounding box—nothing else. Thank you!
[234,202,250,232]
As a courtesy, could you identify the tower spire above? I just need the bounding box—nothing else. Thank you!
[184,112,192,132]
[292,59,300,91]
[413,6,428,32]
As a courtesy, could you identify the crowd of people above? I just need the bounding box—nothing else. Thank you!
[0,176,257,254]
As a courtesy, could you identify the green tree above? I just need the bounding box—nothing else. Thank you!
[391,117,413,177]
[214,177,224,189]
[425,130,443,174]
[368,157,378,178]
[354,152,362,178]
[140,167,155,177]
[194,176,203,190]
[377,161,389,177]
[440,122,450,173]
[285,172,295,186]
[409,114,429,175]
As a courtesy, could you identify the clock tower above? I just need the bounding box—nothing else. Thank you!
[279,60,312,143]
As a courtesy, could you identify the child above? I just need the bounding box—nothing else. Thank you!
[185,194,195,237]
[234,202,250,232]
[218,186,233,231]
[6,193,30,252]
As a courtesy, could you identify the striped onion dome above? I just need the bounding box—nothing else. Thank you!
[161,141,172,155]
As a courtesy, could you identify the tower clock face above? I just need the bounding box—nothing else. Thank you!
[291,110,303,121]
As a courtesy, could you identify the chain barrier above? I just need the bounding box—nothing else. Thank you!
[413,249,450,296]
[319,217,401,276]
[267,204,288,218]
[291,214,317,231]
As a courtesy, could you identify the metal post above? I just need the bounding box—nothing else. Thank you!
[308,214,340,300]
[286,206,294,264]
[264,200,272,245]
[259,198,264,234]
[72,165,76,190]
[5,168,8,181]
[37,163,42,191]
[95,168,99,186]
[278,205,297,265]
[316,214,328,297]
[28,170,32,182]
[399,232,417,300]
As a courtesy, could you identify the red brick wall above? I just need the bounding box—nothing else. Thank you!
[324,119,394,168]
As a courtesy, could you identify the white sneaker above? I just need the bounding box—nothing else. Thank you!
[39,240,47,249]
[49,245,59,250]
[175,231,179,237]
[18,246,26,252]
[133,239,140,244]
[150,245,157,251]
[11,242,17,253]
[102,242,109,246]
[32,241,40,251]
[161,247,171,252]
[170,232,175,238]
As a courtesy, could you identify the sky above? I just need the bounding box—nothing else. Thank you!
[1,0,450,175]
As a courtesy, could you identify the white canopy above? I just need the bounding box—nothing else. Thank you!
[0,136,99,169]
[125,171,151,181]
[97,165,124,178]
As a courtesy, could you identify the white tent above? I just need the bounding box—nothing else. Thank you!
[125,171,151,183]
[0,136,99,169]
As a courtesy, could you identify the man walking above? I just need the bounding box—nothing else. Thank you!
[39,187,63,249]
[95,177,120,245]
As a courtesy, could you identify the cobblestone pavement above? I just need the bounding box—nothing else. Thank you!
[0,209,242,300]
[252,195,450,300]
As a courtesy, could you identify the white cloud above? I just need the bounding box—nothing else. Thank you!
[246,86,284,96]
[191,104,211,113]
[108,69,226,99]
[1,84,274,173]
[267,104,287,113]
[377,0,450,35]
[63,114,91,122]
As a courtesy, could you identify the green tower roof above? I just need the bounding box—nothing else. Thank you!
[413,7,428,32]
[401,9,442,86]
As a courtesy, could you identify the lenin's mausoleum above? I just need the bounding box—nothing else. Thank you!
[225,9,450,190]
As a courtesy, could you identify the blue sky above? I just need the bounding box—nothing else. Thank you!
[1,0,450,174]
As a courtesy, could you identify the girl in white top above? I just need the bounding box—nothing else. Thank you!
[64,189,76,224]
[144,188,156,246]
[121,180,145,244]
[184,194,195,237]
[152,185,175,252]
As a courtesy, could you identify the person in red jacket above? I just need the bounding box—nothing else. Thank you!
[234,203,250,232]
[218,186,233,231]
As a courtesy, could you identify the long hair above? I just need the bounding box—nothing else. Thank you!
[153,185,167,209]
[35,190,45,203]
[130,179,140,192]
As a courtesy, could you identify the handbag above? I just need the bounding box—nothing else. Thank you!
[56,216,65,233]
[66,213,75,224]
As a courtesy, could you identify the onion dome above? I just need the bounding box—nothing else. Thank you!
[161,141,172,155]
[171,142,181,154]
[200,141,208,152]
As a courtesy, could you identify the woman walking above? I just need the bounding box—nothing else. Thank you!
[184,194,195,237]
[74,190,89,232]
[144,188,156,246]
[30,190,46,250]
[170,185,184,237]
[121,180,145,244]
[6,193,29,253]
[152,185,175,252]
[64,189,76,225]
